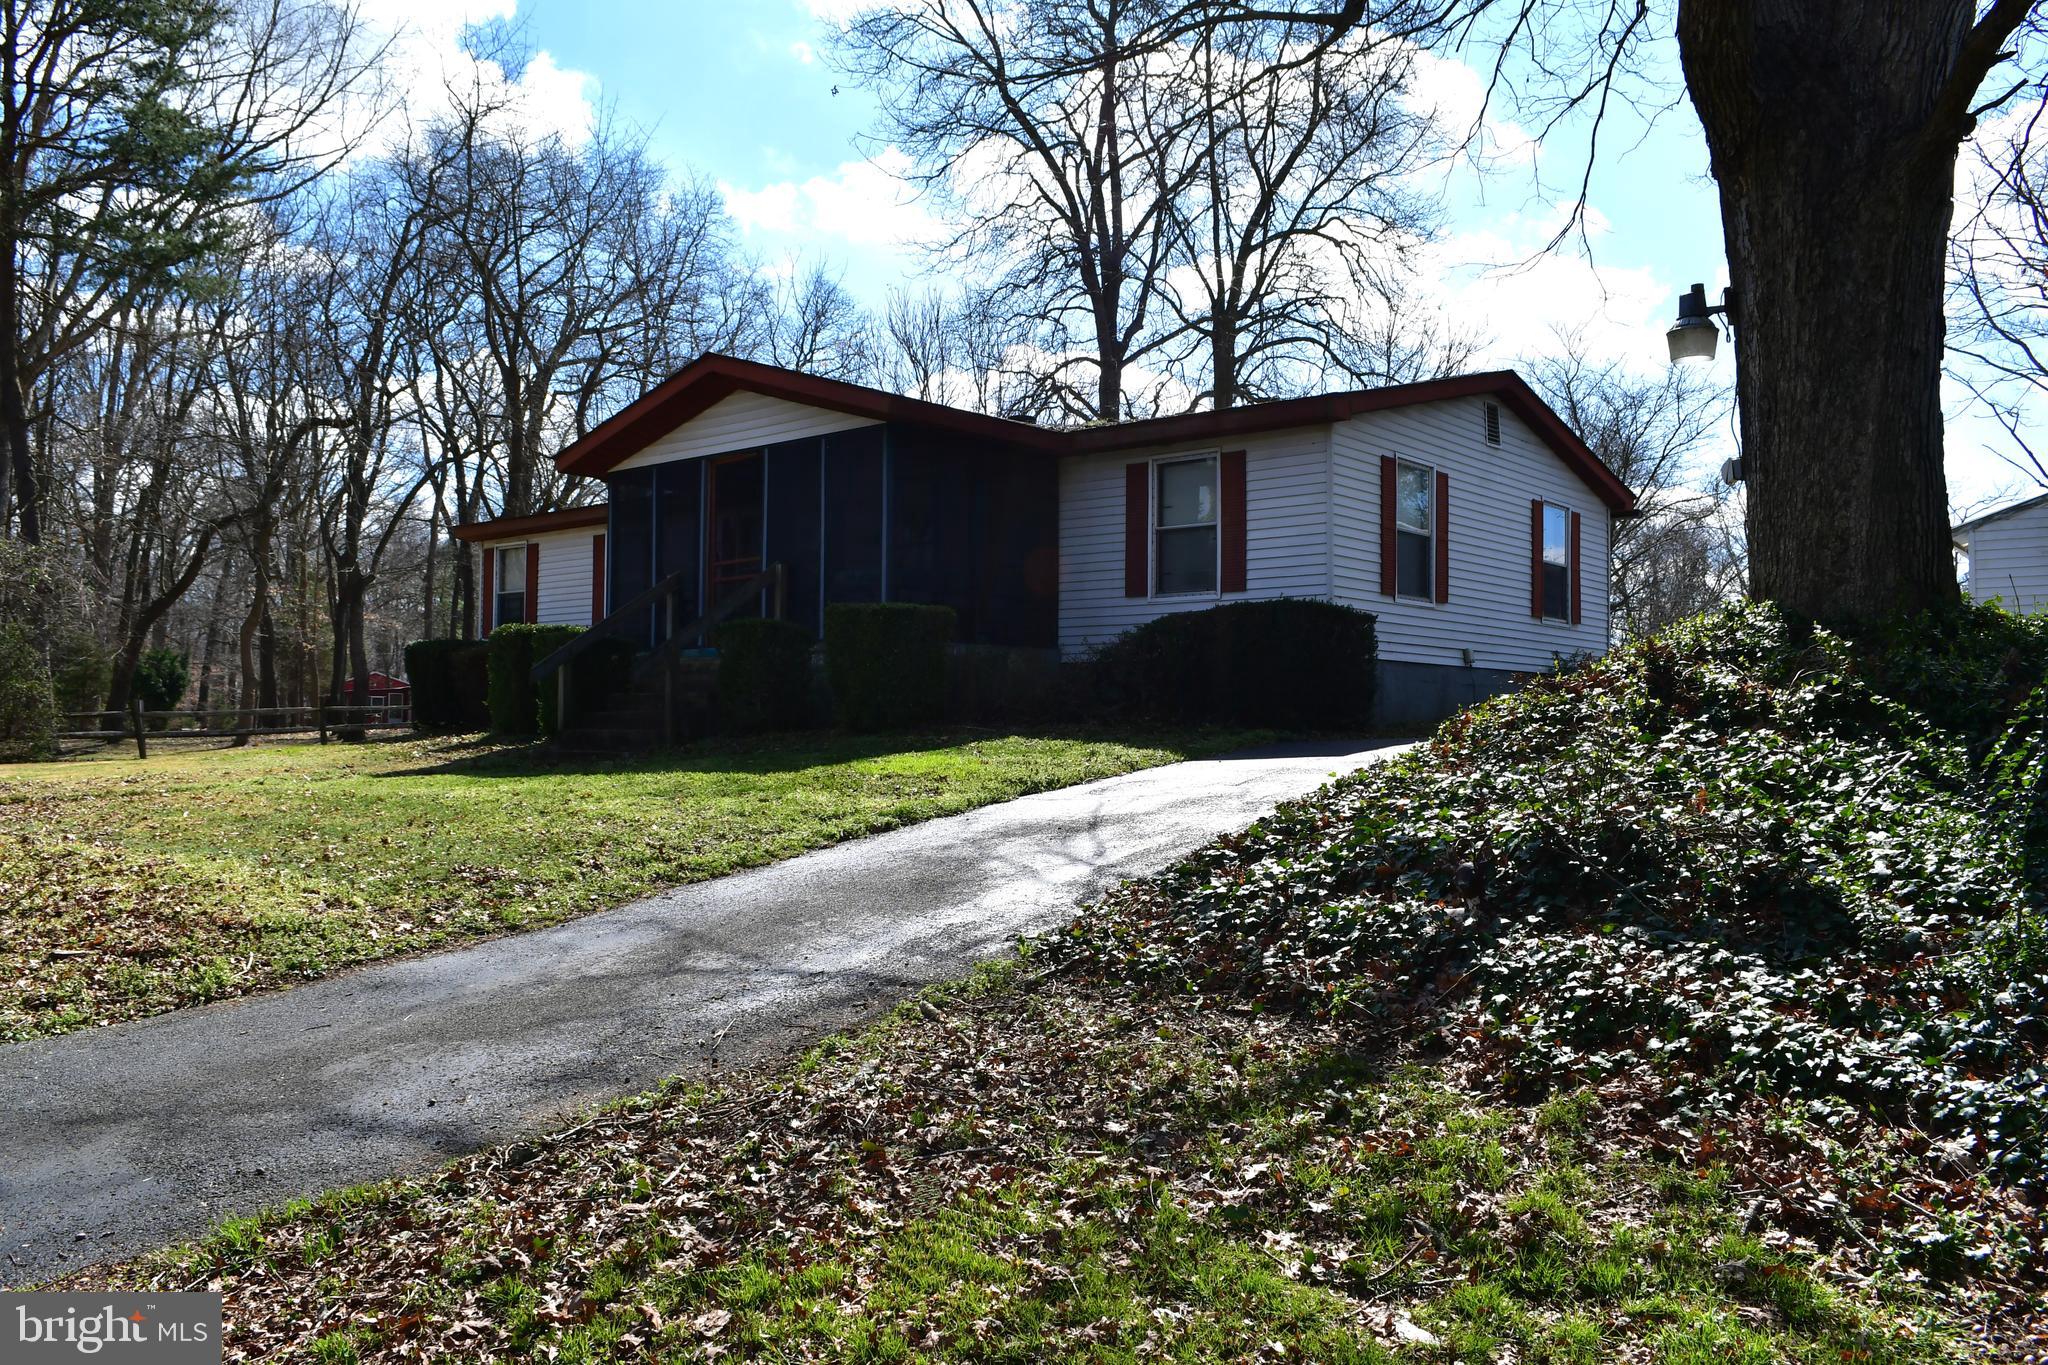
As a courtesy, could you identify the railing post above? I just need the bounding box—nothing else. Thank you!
[318,704,329,744]
[772,562,786,621]
[129,698,147,760]
[556,664,569,738]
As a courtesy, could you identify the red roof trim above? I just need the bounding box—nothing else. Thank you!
[451,504,609,543]
[541,356,1636,515]
[1064,370,1635,512]
[554,352,1063,478]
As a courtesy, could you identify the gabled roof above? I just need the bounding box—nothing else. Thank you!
[449,504,609,543]
[555,353,1064,477]
[542,353,1637,513]
[1953,491,2048,537]
[1065,369,1635,511]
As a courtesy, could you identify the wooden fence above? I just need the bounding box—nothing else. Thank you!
[57,700,413,758]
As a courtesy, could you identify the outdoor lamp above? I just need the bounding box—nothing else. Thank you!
[1666,282,1732,363]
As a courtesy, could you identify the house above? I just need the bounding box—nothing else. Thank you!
[450,504,610,633]
[1954,492,2048,614]
[452,353,1636,730]
[339,672,411,719]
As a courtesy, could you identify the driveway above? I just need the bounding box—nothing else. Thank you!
[1,738,1404,1285]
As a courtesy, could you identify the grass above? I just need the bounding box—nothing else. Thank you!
[71,969,1986,1362]
[0,726,1251,1041]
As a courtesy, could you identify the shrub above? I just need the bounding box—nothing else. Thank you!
[48,630,109,721]
[405,639,491,732]
[824,603,954,732]
[135,647,189,720]
[1089,598,1377,729]
[713,618,815,733]
[0,622,56,761]
[486,624,585,736]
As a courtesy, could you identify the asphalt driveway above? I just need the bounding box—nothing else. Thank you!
[0,738,1404,1285]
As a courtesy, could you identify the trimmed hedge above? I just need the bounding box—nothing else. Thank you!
[405,639,490,732]
[487,624,586,736]
[1089,598,1378,729]
[0,623,56,761]
[713,618,815,733]
[825,603,955,732]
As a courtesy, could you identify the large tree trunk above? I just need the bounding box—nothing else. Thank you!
[1211,315,1239,411]
[1678,1,1974,625]
[235,559,270,744]
[0,244,34,543]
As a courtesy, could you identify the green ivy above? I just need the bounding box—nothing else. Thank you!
[1048,602,2048,1187]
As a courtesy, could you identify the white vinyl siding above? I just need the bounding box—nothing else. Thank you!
[484,528,600,627]
[1959,500,2048,614]
[610,391,879,472]
[1058,427,1330,656]
[1331,396,1611,671]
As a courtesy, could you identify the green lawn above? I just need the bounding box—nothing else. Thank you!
[79,967,1981,1363]
[0,728,1246,1041]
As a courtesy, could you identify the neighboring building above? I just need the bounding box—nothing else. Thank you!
[450,505,609,633]
[452,354,1636,728]
[1955,492,2048,614]
[339,672,411,718]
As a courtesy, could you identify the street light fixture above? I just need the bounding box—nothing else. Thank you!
[1666,282,1734,363]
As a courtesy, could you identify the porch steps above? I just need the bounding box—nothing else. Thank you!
[552,664,717,752]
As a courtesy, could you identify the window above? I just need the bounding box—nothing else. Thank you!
[1542,504,1571,620]
[1483,402,1502,446]
[1395,460,1433,599]
[495,544,527,628]
[1154,455,1218,595]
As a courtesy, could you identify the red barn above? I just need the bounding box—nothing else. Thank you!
[341,672,411,719]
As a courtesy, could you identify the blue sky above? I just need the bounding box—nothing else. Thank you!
[392,0,2022,511]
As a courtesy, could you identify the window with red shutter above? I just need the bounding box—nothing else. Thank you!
[1433,470,1449,604]
[1124,463,1149,597]
[1219,450,1247,594]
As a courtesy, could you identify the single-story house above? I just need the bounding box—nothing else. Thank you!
[452,353,1636,729]
[1954,492,2048,614]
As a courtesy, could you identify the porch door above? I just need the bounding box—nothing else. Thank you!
[706,452,765,613]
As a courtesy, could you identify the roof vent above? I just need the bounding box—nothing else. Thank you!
[1483,402,1502,446]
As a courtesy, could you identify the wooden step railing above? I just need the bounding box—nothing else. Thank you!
[533,562,788,743]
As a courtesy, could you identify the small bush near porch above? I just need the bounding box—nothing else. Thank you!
[0,727,1249,1042]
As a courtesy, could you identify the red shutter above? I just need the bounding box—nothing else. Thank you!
[1379,455,1397,597]
[1433,470,1449,604]
[591,533,607,623]
[481,545,495,636]
[1569,511,1583,625]
[1219,449,1247,594]
[1529,500,1545,618]
[1124,462,1149,597]
[525,541,541,623]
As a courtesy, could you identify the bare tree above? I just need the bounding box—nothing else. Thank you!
[409,94,694,520]
[1155,13,1442,406]
[0,0,376,544]
[309,165,437,732]
[761,261,878,382]
[1951,87,2048,488]
[837,0,1207,420]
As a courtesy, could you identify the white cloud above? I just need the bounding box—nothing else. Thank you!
[800,0,871,25]
[1404,48,1539,169]
[721,148,944,252]
[789,39,817,65]
[344,0,599,155]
